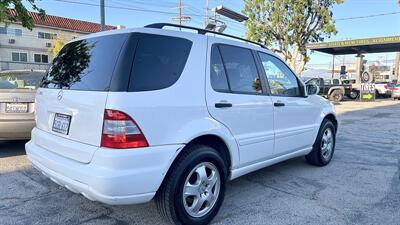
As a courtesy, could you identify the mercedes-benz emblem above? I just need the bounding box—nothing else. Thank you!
[57,90,63,101]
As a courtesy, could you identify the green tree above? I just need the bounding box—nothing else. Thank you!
[243,0,343,75]
[0,0,45,30]
[49,35,67,58]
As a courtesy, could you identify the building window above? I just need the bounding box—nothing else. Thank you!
[0,27,22,36]
[38,32,57,39]
[34,54,49,63]
[12,52,28,62]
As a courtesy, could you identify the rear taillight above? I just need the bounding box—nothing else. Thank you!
[101,109,149,149]
[384,85,388,89]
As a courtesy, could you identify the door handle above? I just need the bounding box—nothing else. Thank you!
[274,102,285,107]
[215,102,232,108]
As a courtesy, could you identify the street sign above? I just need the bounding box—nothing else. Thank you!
[360,72,375,101]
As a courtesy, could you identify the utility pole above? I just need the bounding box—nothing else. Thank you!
[395,0,400,83]
[179,0,182,26]
[394,52,400,83]
[205,0,209,27]
[172,0,191,29]
[100,0,105,31]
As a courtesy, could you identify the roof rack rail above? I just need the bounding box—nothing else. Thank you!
[144,23,267,49]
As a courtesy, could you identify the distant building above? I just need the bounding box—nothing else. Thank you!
[0,10,120,71]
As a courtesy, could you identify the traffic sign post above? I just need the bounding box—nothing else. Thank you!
[360,72,375,102]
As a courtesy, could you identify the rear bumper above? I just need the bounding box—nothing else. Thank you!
[0,119,35,140]
[377,90,392,96]
[26,129,184,205]
[392,92,400,98]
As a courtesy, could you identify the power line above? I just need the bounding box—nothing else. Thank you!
[52,0,203,16]
[51,0,246,33]
[336,11,400,21]
[53,0,400,23]
[109,0,174,9]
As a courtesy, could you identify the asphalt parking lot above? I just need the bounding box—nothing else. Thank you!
[1,100,399,225]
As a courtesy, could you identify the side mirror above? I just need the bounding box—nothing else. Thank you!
[306,84,320,96]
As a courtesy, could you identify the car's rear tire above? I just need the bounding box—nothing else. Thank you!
[329,90,343,102]
[155,144,227,225]
[348,90,359,100]
[375,90,380,98]
[306,119,336,166]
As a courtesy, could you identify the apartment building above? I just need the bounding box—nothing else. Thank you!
[0,10,119,71]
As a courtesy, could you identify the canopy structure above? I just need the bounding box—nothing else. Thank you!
[306,35,400,85]
[306,36,400,55]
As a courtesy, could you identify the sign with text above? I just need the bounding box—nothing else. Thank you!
[360,72,375,102]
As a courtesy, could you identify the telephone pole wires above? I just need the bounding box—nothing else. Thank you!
[172,0,191,29]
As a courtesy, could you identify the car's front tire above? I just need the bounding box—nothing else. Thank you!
[306,119,336,166]
[156,144,227,225]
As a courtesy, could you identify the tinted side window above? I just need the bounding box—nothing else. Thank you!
[210,45,229,92]
[258,52,300,97]
[41,34,129,91]
[128,34,192,92]
[218,45,261,94]
[324,79,332,85]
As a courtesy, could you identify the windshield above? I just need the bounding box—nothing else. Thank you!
[0,72,45,90]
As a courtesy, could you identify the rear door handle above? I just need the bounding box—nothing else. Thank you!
[215,102,232,108]
[274,102,285,107]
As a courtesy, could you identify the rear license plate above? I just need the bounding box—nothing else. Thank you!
[52,113,72,135]
[6,103,28,113]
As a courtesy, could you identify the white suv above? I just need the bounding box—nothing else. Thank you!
[26,23,337,225]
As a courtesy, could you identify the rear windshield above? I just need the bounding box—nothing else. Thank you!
[41,33,192,92]
[41,33,128,91]
[0,71,45,90]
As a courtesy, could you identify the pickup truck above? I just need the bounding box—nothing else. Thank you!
[302,77,353,102]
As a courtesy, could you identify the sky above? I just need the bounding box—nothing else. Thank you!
[27,0,400,69]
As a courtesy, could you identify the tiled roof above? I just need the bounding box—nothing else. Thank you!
[9,9,117,33]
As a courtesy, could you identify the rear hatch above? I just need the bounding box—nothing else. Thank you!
[35,33,132,163]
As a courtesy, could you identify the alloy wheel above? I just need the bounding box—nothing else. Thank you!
[182,162,221,218]
[321,127,334,160]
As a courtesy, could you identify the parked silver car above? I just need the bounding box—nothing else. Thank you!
[0,70,45,140]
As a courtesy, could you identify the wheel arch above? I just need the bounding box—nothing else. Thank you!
[328,87,344,96]
[324,113,338,132]
[155,133,236,197]
[186,134,232,172]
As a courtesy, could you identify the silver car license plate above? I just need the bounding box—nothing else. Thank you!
[6,103,28,113]
[52,113,72,135]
